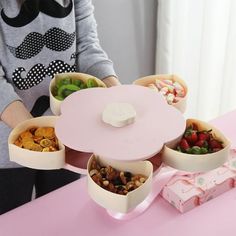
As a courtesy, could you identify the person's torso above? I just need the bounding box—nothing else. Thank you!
[0,0,77,168]
[0,0,77,112]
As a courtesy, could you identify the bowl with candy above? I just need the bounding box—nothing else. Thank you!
[49,72,106,115]
[133,74,187,113]
[162,119,231,172]
[8,116,66,169]
[87,155,153,213]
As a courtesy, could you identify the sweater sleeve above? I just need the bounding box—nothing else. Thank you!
[0,64,22,116]
[74,0,117,79]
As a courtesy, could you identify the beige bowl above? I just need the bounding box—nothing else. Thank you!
[133,74,188,113]
[162,119,231,172]
[49,72,106,115]
[8,116,65,170]
[87,155,153,213]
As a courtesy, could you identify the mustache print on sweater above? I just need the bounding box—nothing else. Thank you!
[1,0,73,27]
[7,28,76,60]
[12,60,76,90]
[30,95,50,117]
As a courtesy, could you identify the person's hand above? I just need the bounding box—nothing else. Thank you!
[0,101,32,129]
[102,76,121,87]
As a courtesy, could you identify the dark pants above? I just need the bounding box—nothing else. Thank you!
[0,168,80,215]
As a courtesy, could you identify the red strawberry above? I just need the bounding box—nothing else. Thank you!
[184,129,198,144]
[198,130,211,141]
[209,139,223,149]
[194,139,207,148]
[179,138,190,151]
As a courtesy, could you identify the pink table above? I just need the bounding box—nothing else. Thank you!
[1,110,236,236]
[0,176,236,236]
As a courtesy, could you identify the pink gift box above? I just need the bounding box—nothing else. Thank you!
[161,152,236,213]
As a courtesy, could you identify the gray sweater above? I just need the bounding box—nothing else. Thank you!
[0,0,116,168]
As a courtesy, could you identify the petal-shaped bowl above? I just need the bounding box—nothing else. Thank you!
[133,74,188,113]
[87,155,153,213]
[8,116,65,170]
[162,119,231,172]
[50,72,106,115]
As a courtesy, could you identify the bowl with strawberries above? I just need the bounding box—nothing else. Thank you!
[162,119,231,172]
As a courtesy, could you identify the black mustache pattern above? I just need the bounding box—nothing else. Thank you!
[12,60,76,90]
[7,28,76,60]
[1,0,73,27]
[30,95,50,117]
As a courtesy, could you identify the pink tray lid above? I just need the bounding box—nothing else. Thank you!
[55,85,185,161]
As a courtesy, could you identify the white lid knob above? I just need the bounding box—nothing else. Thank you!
[102,102,136,128]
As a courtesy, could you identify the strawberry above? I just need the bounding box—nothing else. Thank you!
[209,139,223,149]
[179,138,190,151]
[194,139,208,148]
[198,130,212,141]
[184,129,198,144]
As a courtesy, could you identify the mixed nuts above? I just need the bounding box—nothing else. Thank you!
[89,157,148,195]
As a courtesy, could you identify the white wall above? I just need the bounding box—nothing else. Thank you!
[93,0,157,84]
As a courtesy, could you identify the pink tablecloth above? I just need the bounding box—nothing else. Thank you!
[0,176,236,236]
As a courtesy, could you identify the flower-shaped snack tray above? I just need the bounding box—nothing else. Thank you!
[55,85,185,215]
[55,85,186,162]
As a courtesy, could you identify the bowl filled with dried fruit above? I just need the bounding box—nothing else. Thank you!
[8,116,65,169]
[49,72,106,115]
[133,74,187,113]
[162,119,231,172]
[87,155,153,213]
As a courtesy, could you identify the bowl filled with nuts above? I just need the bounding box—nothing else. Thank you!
[8,116,66,169]
[49,72,106,115]
[162,119,231,172]
[133,74,187,113]
[87,155,153,213]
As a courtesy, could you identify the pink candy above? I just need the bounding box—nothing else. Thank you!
[148,79,185,105]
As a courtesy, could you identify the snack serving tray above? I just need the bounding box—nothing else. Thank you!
[55,85,186,213]
[55,85,186,161]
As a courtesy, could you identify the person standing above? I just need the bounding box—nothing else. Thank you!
[0,0,120,214]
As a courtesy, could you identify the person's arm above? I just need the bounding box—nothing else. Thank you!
[74,0,121,86]
[0,65,32,129]
[1,101,32,129]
